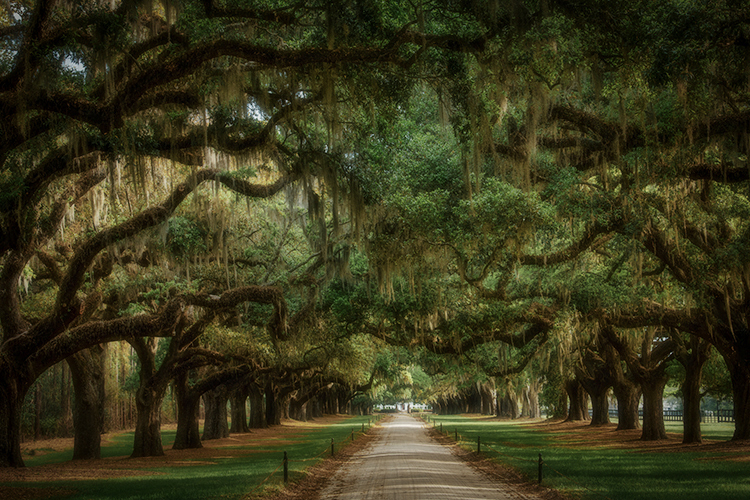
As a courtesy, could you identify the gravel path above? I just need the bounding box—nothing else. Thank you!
[319,413,533,500]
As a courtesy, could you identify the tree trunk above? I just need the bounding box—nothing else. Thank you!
[681,367,702,444]
[612,379,641,431]
[248,385,265,429]
[131,386,165,457]
[202,386,229,441]
[588,388,610,426]
[230,387,250,434]
[289,396,306,422]
[311,398,322,418]
[265,382,280,426]
[728,360,750,440]
[336,390,349,415]
[565,380,588,421]
[68,347,106,460]
[578,366,611,425]
[603,340,641,431]
[480,383,495,415]
[0,373,26,467]
[640,376,668,441]
[522,382,541,418]
[173,373,202,450]
[675,335,711,444]
[497,392,518,419]
[576,353,612,426]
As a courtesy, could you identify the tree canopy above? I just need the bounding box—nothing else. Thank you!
[2,0,750,467]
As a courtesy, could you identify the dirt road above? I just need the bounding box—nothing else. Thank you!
[319,413,534,499]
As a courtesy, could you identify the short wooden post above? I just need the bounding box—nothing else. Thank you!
[538,453,543,484]
[455,429,458,441]
[477,436,481,453]
[351,429,354,442]
[331,438,335,457]
[362,422,365,433]
[283,451,288,483]
[440,423,443,433]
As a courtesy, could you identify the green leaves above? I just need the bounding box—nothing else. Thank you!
[167,216,208,258]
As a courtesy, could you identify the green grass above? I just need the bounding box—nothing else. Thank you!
[6,416,378,500]
[427,415,748,500]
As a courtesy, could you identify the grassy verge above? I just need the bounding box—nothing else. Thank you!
[3,415,381,500]
[426,414,747,500]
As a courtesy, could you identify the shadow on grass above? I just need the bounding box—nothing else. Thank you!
[427,414,749,500]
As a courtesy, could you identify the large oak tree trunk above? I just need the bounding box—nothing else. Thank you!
[682,368,702,444]
[230,386,250,434]
[173,373,202,450]
[640,376,668,441]
[202,386,229,441]
[565,380,588,422]
[248,385,266,429]
[0,372,26,467]
[68,347,106,460]
[728,360,750,441]
[480,383,495,415]
[265,382,280,426]
[132,385,166,457]
[289,397,306,422]
[603,340,641,430]
[576,343,613,426]
[497,392,519,419]
[612,380,641,431]
[588,388,610,426]
[678,336,710,444]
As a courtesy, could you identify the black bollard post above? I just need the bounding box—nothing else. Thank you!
[331,438,335,457]
[477,436,481,453]
[440,423,443,433]
[351,429,354,442]
[455,429,458,441]
[283,451,288,483]
[538,453,543,484]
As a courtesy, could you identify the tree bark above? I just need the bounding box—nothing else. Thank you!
[728,359,750,441]
[497,392,519,419]
[677,335,711,444]
[173,372,202,450]
[564,380,588,421]
[289,397,307,422]
[681,367,703,444]
[202,386,229,441]
[609,358,641,430]
[612,379,641,431]
[248,384,266,429]
[0,371,26,467]
[230,386,250,434]
[640,375,668,440]
[265,381,280,426]
[131,385,165,457]
[480,382,495,415]
[67,346,106,460]
[130,337,168,458]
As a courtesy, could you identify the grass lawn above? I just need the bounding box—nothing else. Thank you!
[2,415,379,500]
[426,414,749,500]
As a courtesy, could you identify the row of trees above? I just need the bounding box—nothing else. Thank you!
[2,0,749,468]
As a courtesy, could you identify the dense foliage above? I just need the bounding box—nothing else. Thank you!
[1,0,750,468]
